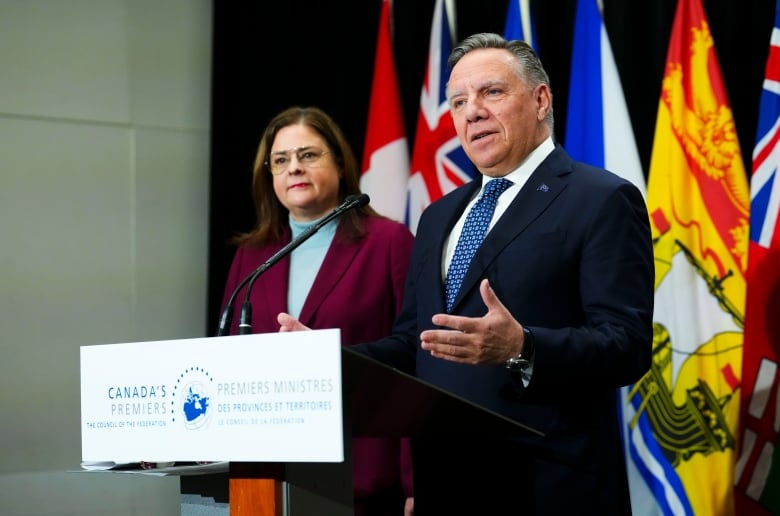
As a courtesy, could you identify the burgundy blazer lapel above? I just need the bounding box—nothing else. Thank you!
[297,227,360,325]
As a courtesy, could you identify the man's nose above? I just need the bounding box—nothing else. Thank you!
[465,100,486,122]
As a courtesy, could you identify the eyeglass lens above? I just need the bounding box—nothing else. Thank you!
[267,146,329,175]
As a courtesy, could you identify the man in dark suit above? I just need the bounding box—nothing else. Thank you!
[281,33,653,516]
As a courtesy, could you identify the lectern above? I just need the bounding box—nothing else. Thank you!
[222,347,542,516]
[80,332,541,516]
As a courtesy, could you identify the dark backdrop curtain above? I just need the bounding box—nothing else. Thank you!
[207,0,775,335]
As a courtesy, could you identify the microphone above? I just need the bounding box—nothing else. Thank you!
[216,193,370,336]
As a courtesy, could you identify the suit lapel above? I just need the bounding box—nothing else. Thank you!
[298,226,359,325]
[450,150,571,311]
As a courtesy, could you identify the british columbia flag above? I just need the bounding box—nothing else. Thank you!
[407,0,476,234]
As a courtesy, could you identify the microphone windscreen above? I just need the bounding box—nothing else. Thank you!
[349,193,370,207]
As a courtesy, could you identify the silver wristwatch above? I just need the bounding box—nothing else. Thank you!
[506,326,535,370]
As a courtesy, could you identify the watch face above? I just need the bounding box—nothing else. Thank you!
[506,357,530,370]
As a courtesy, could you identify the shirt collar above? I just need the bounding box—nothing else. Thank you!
[482,136,555,190]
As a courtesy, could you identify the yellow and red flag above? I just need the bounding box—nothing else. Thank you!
[620,0,749,514]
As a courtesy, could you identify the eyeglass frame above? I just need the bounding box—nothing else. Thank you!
[264,145,333,175]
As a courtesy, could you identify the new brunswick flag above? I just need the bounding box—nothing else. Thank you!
[622,0,749,514]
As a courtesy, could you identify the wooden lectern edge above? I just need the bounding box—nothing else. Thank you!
[229,462,284,516]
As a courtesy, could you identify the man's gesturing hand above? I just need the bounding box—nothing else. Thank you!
[420,279,524,365]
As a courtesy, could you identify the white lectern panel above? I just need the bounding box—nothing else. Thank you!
[80,330,343,463]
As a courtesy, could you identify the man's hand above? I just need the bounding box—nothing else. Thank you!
[277,312,311,332]
[420,279,524,365]
[404,496,414,516]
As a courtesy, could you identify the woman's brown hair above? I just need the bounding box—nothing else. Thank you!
[231,106,382,247]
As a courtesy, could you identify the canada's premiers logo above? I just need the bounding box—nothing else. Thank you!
[171,366,213,430]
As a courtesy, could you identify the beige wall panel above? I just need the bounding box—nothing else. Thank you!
[127,0,212,130]
[0,472,180,516]
[134,127,210,341]
[0,0,212,513]
[0,117,135,471]
[0,0,131,123]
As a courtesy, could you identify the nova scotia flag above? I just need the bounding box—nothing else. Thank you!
[564,0,645,197]
[564,2,650,514]
[503,0,537,49]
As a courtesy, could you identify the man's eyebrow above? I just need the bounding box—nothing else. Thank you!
[482,79,506,90]
[447,78,507,98]
[446,86,464,101]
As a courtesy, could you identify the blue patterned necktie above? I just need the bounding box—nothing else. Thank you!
[445,178,513,312]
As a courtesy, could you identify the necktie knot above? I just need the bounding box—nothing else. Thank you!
[445,178,513,312]
[481,178,513,203]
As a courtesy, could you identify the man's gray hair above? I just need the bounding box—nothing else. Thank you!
[448,32,554,130]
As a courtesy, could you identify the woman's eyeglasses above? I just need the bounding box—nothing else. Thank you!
[265,146,331,175]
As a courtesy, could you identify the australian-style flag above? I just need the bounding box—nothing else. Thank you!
[407,0,476,234]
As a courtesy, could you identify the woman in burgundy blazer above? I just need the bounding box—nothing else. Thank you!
[221,106,414,515]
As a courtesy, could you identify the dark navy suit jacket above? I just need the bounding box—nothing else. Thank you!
[358,146,654,515]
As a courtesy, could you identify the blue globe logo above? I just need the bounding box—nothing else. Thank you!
[181,381,210,429]
[172,367,213,430]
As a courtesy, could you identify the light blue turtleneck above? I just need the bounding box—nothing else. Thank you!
[287,214,338,319]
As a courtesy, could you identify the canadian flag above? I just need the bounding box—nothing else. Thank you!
[360,0,409,223]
